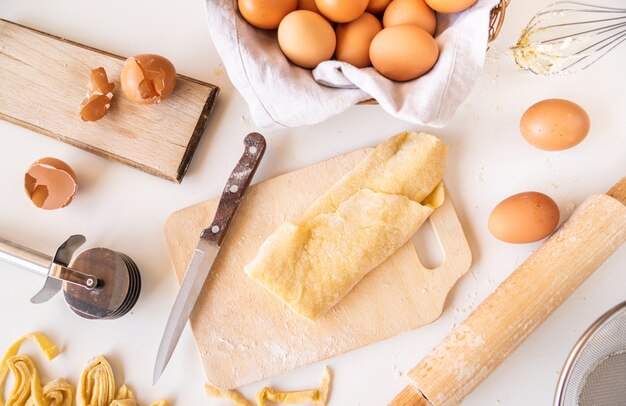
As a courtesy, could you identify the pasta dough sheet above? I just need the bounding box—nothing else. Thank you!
[245,132,447,320]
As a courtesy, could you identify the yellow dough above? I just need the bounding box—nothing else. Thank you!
[245,132,447,320]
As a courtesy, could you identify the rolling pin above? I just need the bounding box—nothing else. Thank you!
[390,178,626,406]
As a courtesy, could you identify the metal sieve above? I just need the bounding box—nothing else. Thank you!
[555,301,626,406]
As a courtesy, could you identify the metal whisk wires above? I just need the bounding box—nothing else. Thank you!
[512,1,626,75]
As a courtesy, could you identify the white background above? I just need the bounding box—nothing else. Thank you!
[0,0,625,405]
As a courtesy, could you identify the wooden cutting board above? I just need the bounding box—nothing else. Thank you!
[164,149,472,389]
[0,19,219,183]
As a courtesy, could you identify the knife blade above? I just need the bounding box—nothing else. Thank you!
[153,132,266,384]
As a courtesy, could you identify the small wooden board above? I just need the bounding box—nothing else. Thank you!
[0,20,219,183]
[164,149,472,389]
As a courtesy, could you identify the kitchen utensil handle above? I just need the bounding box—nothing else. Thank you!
[0,236,98,293]
[201,132,266,245]
[0,237,51,278]
[392,184,626,406]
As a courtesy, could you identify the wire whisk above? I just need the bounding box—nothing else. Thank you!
[511,1,626,75]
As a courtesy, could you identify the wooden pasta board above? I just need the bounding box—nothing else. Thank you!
[0,19,219,183]
[164,148,472,389]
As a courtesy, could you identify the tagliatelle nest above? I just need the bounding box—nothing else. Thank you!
[0,333,168,406]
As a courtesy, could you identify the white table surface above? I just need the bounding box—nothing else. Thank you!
[0,1,624,405]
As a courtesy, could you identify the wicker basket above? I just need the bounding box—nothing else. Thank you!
[489,0,510,42]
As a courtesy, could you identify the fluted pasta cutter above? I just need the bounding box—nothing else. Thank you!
[0,235,141,319]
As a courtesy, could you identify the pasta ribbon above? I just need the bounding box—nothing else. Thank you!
[205,367,331,406]
[77,357,169,406]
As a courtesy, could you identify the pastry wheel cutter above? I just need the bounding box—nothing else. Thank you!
[0,234,140,319]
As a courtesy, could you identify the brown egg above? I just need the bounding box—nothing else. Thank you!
[278,10,336,68]
[383,0,436,35]
[316,0,368,23]
[488,192,560,244]
[24,158,78,210]
[369,25,439,81]
[425,0,476,13]
[298,0,320,12]
[239,0,298,29]
[520,99,590,151]
[367,0,393,13]
[121,54,177,104]
[335,13,382,68]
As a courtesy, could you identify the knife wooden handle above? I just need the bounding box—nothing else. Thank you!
[391,178,626,406]
[201,133,266,245]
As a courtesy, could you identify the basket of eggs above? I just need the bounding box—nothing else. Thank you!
[206,0,508,128]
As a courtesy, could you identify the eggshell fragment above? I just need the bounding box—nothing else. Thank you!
[80,67,114,122]
[335,12,382,68]
[88,67,115,94]
[278,10,336,68]
[369,24,439,81]
[425,0,476,13]
[24,158,78,210]
[520,99,590,151]
[80,93,113,122]
[120,54,177,104]
[488,192,560,244]
[239,0,298,29]
[383,0,436,35]
[316,0,368,23]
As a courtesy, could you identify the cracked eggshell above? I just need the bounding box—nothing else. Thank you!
[88,67,115,94]
[80,93,113,122]
[80,67,115,122]
[24,158,78,210]
[120,54,177,104]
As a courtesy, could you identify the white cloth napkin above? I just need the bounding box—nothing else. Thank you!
[205,0,499,128]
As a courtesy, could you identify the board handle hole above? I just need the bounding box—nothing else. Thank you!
[411,219,444,270]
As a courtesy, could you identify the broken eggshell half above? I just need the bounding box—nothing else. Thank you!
[24,158,78,210]
[120,54,177,104]
[80,67,115,122]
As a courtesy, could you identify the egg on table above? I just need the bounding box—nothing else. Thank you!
[520,98,590,151]
[383,0,436,35]
[335,12,382,68]
[369,24,439,81]
[488,191,560,244]
[315,0,369,23]
[278,10,336,68]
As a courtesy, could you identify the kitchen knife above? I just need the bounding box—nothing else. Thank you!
[153,132,266,384]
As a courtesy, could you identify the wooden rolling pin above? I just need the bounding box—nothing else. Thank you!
[390,178,626,406]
